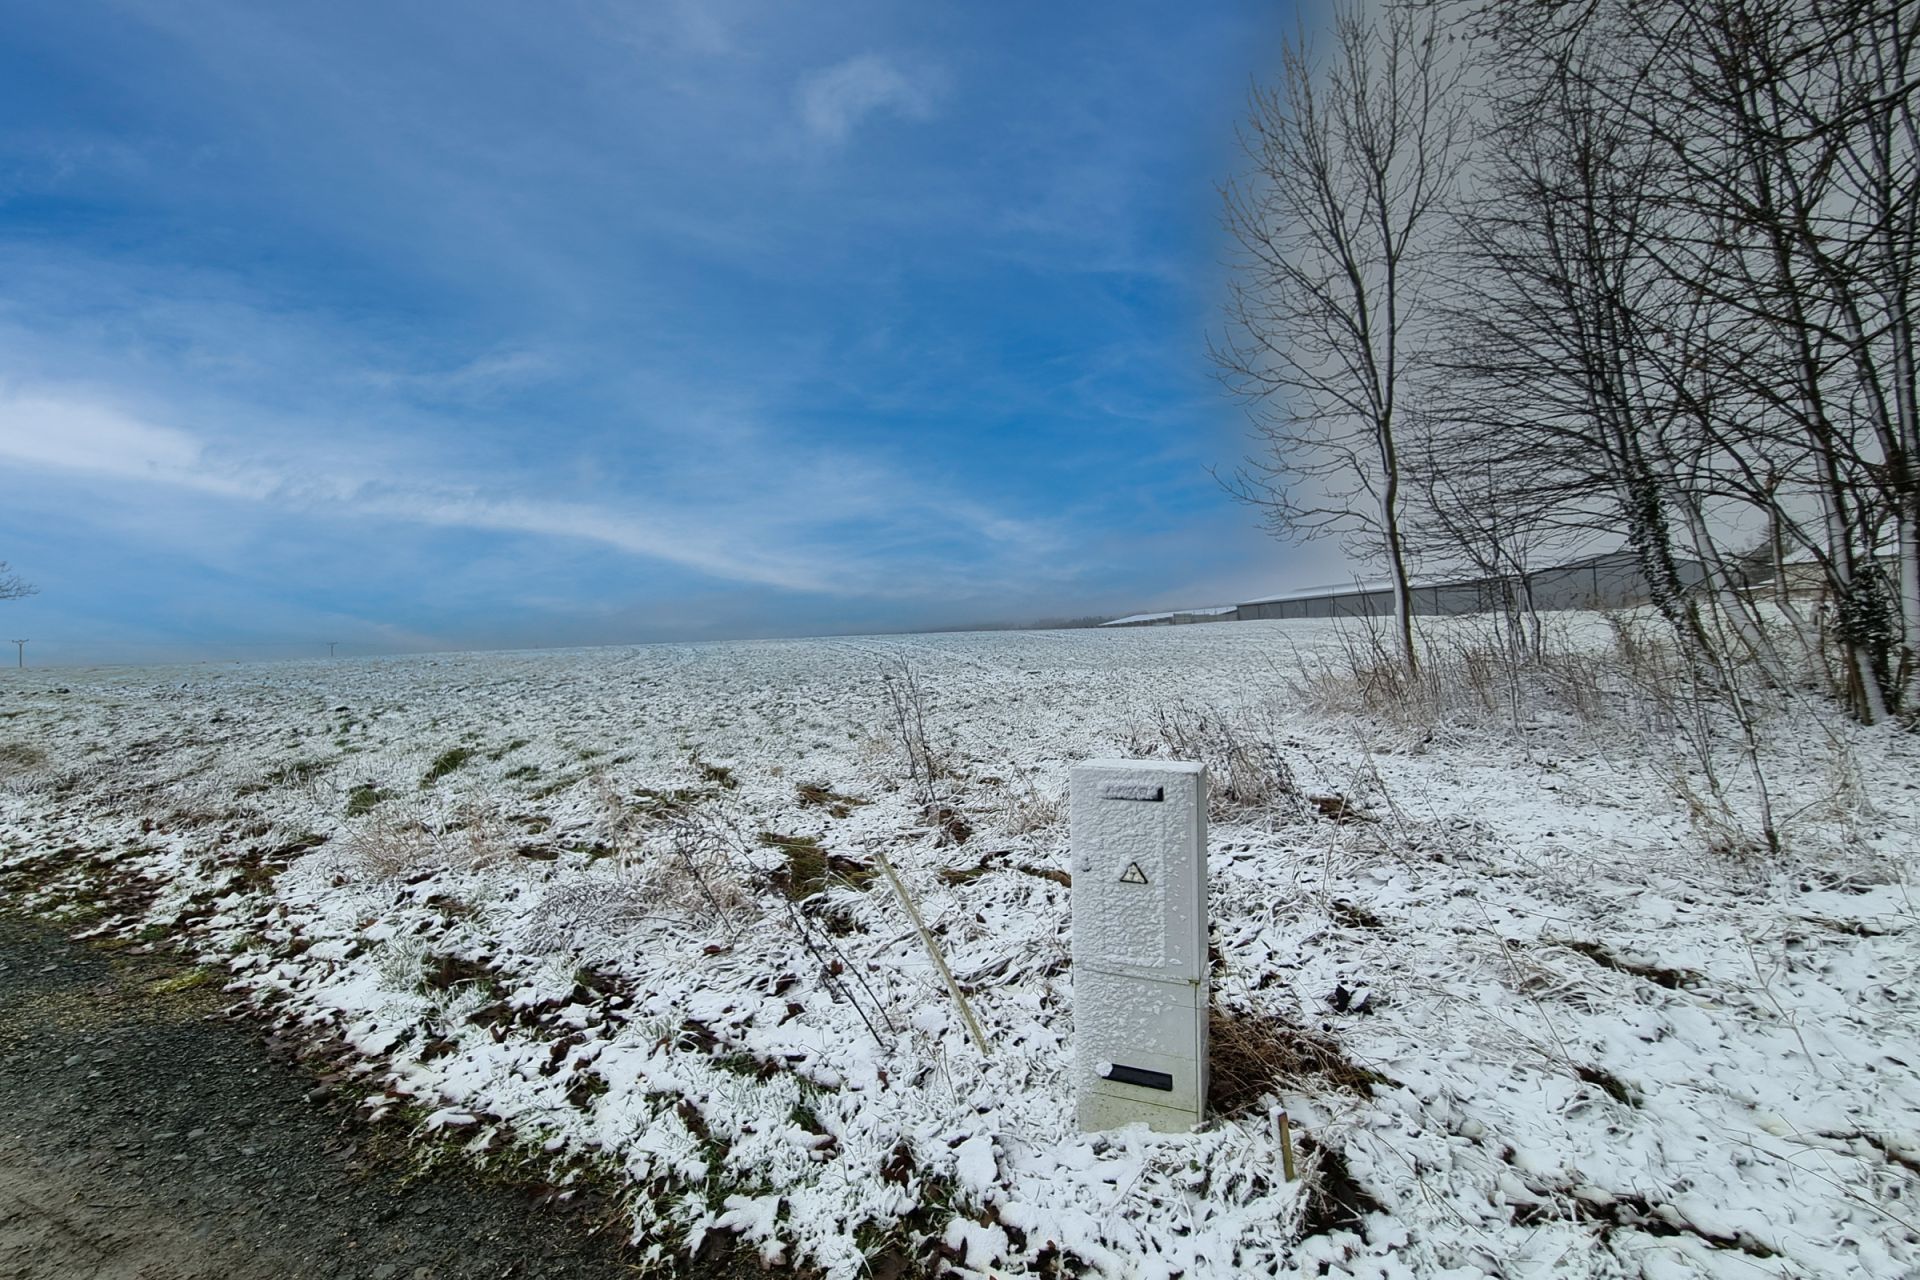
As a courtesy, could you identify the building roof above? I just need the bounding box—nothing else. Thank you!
[1099,605,1238,626]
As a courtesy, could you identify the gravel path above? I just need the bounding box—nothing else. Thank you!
[0,913,754,1280]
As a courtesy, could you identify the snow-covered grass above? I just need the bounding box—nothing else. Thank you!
[1,617,1916,1277]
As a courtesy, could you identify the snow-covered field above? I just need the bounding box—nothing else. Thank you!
[1,619,1916,1278]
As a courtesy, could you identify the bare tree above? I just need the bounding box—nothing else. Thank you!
[1440,43,1722,656]
[1217,4,1468,676]
[0,562,34,603]
[1621,0,1920,718]
[1407,419,1584,656]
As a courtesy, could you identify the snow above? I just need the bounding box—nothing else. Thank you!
[1,617,1916,1277]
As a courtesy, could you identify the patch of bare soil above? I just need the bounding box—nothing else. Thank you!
[0,913,764,1280]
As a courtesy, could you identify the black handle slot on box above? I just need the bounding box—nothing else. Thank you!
[1099,783,1164,802]
[1100,1063,1175,1091]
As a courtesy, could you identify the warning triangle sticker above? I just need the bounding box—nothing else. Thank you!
[1118,861,1149,885]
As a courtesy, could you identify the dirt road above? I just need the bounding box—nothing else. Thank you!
[0,913,675,1280]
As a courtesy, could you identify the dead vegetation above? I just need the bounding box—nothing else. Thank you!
[518,877,669,951]
[339,798,514,881]
[0,742,50,796]
[1127,702,1305,820]
[0,742,46,773]
[757,832,877,901]
[937,851,1070,889]
[1290,613,1874,860]
[1555,938,1701,991]
[1207,1003,1395,1117]
[880,659,971,846]
[981,770,1064,837]
[796,780,868,818]
[340,813,444,881]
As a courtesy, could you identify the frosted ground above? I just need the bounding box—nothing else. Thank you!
[1,618,1915,1278]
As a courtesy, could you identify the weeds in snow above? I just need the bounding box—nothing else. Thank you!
[879,659,970,845]
[519,875,670,951]
[1207,1003,1393,1116]
[340,798,513,881]
[983,769,1065,837]
[1126,701,1304,820]
[1294,611,1883,860]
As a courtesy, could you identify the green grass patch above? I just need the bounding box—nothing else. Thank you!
[263,758,332,788]
[346,783,391,817]
[0,742,47,771]
[421,746,478,787]
[796,781,868,818]
[148,967,217,995]
[757,832,876,900]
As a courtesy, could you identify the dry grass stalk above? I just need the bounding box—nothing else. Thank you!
[1127,702,1303,820]
[1207,1004,1391,1116]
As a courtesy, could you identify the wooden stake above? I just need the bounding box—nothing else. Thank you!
[1277,1109,1297,1182]
[876,851,991,1056]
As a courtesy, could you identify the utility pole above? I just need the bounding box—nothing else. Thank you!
[10,640,25,669]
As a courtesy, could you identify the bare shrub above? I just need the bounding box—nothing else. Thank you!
[519,874,671,951]
[1293,614,1729,746]
[588,771,650,860]
[338,795,512,882]
[340,811,442,881]
[640,806,757,924]
[880,659,946,803]
[989,770,1064,837]
[1298,612,1856,858]
[645,802,893,1046]
[879,659,970,845]
[447,797,513,869]
[1127,702,1303,820]
[1292,616,1616,738]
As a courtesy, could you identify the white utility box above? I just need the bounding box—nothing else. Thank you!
[1069,759,1208,1132]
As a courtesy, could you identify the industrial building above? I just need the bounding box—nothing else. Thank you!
[1103,549,1713,628]
[1235,549,1708,621]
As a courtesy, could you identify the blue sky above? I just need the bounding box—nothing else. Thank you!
[0,0,1338,663]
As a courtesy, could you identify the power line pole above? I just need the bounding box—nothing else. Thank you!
[10,640,25,669]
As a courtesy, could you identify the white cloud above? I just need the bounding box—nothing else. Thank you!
[358,349,556,401]
[0,394,207,480]
[0,388,1070,600]
[0,389,841,592]
[797,54,940,142]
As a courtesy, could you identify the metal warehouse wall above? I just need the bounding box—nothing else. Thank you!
[1238,553,1707,621]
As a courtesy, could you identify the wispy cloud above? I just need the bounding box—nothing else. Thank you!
[0,1,1290,658]
[357,349,557,401]
[797,54,942,143]
[0,387,1073,599]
